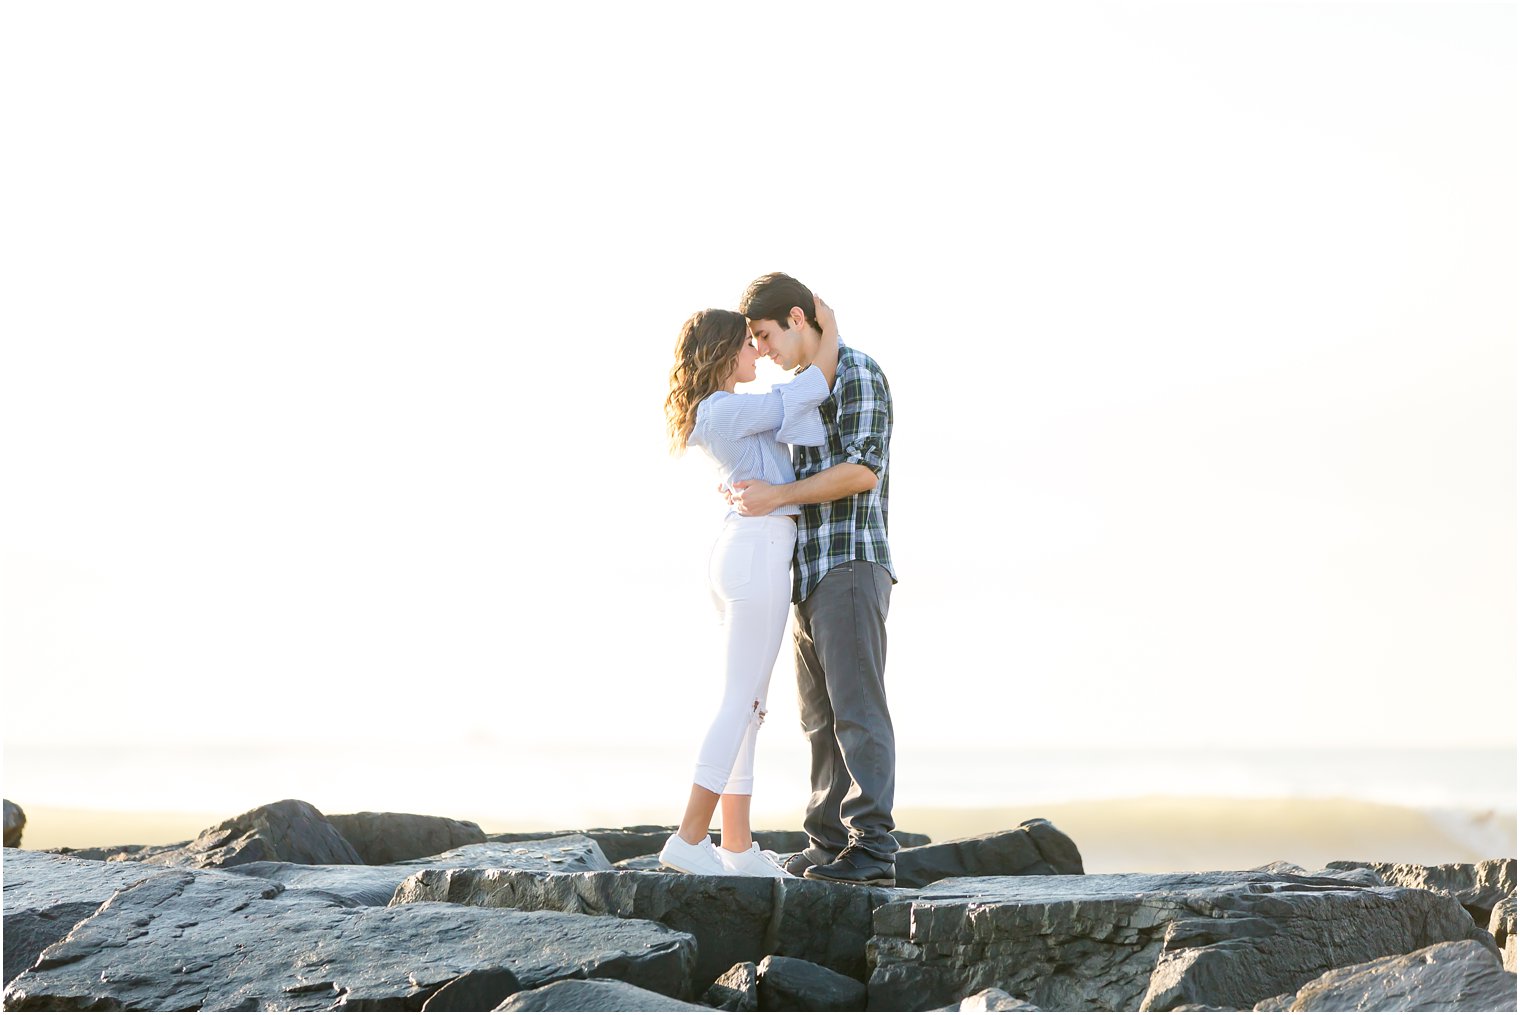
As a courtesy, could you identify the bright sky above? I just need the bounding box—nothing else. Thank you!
[2,0,1514,792]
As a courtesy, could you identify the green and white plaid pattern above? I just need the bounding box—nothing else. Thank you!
[791,343,896,604]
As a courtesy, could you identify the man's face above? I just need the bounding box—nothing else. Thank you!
[747,312,804,371]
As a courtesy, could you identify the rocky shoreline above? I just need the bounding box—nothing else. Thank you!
[1,797,1514,1011]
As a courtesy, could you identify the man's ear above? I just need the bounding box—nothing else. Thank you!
[789,306,807,329]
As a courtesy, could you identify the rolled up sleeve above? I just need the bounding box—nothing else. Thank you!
[837,361,890,475]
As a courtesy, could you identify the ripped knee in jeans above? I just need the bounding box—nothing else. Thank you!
[752,699,767,727]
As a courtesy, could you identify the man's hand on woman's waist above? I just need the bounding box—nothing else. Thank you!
[731,479,784,516]
[731,464,877,516]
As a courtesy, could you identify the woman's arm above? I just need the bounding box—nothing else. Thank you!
[811,294,840,389]
[699,391,787,441]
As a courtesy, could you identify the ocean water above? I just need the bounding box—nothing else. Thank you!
[4,741,1510,822]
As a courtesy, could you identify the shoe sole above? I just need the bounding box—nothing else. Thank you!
[659,857,727,877]
[662,855,798,879]
[802,871,897,887]
[662,863,729,876]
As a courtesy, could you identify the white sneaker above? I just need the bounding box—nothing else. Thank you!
[658,833,728,876]
[717,843,799,878]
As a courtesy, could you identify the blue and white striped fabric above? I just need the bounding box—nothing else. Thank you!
[688,364,831,517]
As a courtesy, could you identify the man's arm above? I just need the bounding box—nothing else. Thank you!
[730,351,890,516]
[730,463,875,516]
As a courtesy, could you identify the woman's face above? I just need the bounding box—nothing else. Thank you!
[727,339,759,386]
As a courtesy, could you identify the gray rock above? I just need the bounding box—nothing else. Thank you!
[4,800,24,848]
[704,961,758,1011]
[1305,864,1385,887]
[421,967,521,1012]
[1256,939,1517,1011]
[2,869,695,1010]
[487,825,929,863]
[437,837,613,871]
[217,859,435,907]
[1251,862,1382,888]
[896,819,1083,888]
[221,836,612,905]
[487,825,711,864]
[757,955,866,1012]
[134,798,365,868]
[327,810,487,865]
[1493,894,1517,973]
[44,841,190,862]
[618,853,675,872]
[1324,858,1517,926]
[935,987,1042,1011]
[493,977,712,1011]
[392,866,899,987]
[867,870,1490,1012]
[2,849,225,987]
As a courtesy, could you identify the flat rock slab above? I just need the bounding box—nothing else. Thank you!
[431,837,613,872]
[1325,858,1517,926]
[3,868,695,1011]
[868,871,1489,1012]
[393,866,903,987]
[44,840,191,862]
[221,836,612,905]
[896,819,1083,889]
[489,825,929,864]
[2,849,229,987]
[1253,939,1517,1012]
[493,977,712,1011]
[1255,861,1384,887]
[217,859,437,907]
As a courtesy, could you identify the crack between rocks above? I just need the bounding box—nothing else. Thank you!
[761,878,787,957]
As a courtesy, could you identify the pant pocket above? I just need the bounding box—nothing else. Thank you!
[871,563,892,620]
[710,531,756,599]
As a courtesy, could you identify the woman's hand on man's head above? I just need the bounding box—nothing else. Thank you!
[814,294,838,340]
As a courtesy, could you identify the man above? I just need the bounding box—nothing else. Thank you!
[730,272,898,887]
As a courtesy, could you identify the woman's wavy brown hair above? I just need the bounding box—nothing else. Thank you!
[665,308,750,453]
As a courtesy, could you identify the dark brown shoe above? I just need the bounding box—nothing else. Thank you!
[780,846,837,877]
[801,844,896,887]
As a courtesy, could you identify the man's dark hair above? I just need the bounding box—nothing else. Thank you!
[739,272,819,332]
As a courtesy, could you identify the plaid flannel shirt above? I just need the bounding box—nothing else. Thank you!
[791,342,896,604]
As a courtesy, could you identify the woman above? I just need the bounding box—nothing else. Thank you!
[658,296,839,878]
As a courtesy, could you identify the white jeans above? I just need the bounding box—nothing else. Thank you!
[692,513,797,795]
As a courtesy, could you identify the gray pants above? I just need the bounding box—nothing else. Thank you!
[794,560,897,862]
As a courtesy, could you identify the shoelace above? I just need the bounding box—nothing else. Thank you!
[833,844,867,866]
